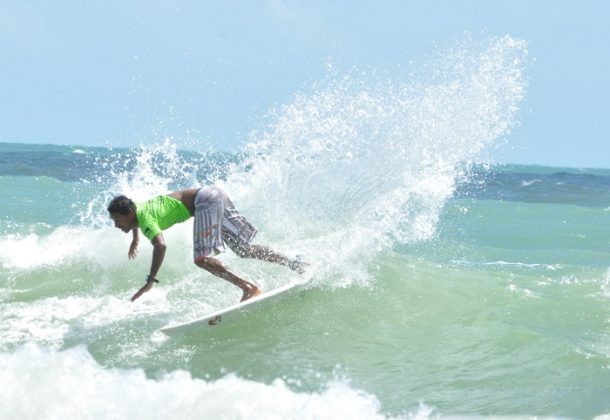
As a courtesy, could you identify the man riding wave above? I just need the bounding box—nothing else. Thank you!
[108,186,305,302]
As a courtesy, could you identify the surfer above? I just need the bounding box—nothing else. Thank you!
[107,186,305,302]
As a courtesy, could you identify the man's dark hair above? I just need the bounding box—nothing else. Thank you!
[107,195,136,215]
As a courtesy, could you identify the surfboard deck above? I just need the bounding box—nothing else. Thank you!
[160,280,306,336]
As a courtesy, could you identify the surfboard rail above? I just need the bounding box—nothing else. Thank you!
[160,281,306,335]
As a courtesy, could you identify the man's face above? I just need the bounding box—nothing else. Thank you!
[110,212,135,233]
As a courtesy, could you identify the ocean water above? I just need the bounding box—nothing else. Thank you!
[2,36,610,419]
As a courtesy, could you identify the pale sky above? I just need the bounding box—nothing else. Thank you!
[1,1,609,168]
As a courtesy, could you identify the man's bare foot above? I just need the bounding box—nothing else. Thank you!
[240,284,263,302]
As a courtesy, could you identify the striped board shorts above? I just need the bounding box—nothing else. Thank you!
[193,186,257,261]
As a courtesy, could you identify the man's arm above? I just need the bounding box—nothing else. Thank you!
[128,228,139,259]
[148,233,166,280]
[131,233,166,302]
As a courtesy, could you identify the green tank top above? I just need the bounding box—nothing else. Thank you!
[136,195,191,241]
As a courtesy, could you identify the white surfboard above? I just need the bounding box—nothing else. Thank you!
[160,280,306,336]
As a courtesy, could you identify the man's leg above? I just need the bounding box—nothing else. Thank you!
[195,256,262,302]
[218,189,307,273]
[193,188,262,302]
[235,244,307,273]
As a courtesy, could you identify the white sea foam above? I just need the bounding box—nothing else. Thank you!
[521,179,542,187]
[1,344,585,419]
[0,344,407,420]
[0,292,170,349]
[0,226,120,270]
[0,220,197,272]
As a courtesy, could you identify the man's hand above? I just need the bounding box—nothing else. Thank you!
[131,281,154,302]
[128,240,139,259]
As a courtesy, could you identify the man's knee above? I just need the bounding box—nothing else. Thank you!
[195,256,212,269]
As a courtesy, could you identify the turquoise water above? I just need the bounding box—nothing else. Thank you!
[2,36,610,419]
